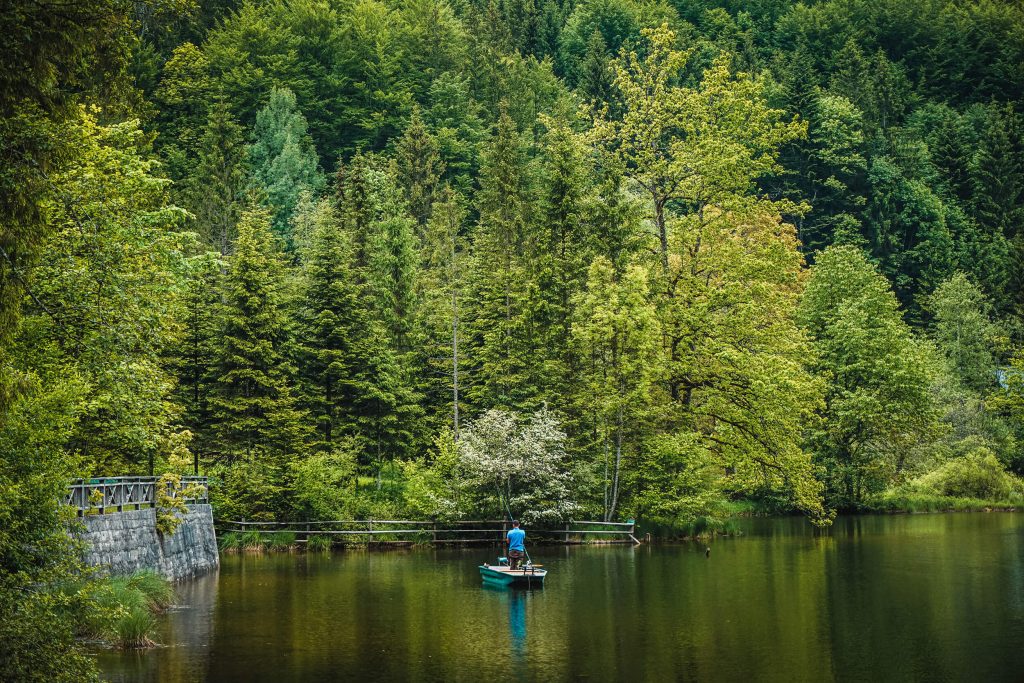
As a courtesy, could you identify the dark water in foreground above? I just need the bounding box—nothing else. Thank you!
[98,513,1024,682]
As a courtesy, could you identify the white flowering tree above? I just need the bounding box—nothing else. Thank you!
[458,407,579,524]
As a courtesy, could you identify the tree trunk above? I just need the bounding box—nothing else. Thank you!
[655,197,669,273]
[451,228,460,441]
[609,403,624,521]
[602,429,610,521]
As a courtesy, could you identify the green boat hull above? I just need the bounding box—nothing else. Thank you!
[479,565,547,586]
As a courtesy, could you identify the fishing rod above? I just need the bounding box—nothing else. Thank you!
[498,489,537,569]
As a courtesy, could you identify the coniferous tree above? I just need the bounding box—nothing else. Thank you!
[395,107,445,230]
[578,29,613,105]
[413,187,467,438]
[186,101,248,255]
[210,206,309,517]
[153,42,214,181]
[465,105,538,412]
[249,87,325,242]
[529,114,592,404]
[295,198,365,449]
[970,107,1024,312]
[337,156,425,467]
[425,73,487,193]
[175,254,223,469]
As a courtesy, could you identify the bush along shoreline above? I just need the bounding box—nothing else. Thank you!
[76,571,175,649]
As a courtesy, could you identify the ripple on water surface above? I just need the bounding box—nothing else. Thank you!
[98,512,1024,683]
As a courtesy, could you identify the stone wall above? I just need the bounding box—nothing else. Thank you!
[75,504,219,581]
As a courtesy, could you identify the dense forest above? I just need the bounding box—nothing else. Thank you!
[3,0,1024,676]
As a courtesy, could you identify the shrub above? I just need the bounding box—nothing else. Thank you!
[241,529,266,552]
[80,571,171,648]
[306,534,332,552]
[218,532,241,552]
[114,607,157,649]
[914,448,1022,500]
[156,434,206,536]
[126,570,175,611]
[267,531,297,551]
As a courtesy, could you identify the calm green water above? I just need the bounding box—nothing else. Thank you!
[98,513,1024,682]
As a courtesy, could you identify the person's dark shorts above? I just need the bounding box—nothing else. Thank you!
[508,549,523,560]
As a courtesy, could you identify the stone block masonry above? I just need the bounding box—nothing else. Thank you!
[74,504,219,581]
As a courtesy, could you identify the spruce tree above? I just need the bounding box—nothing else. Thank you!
[529,114,592,404]
[335,156,426,467]
[578,29,613,105]
[970,106,1023,245]
[186,101,248,255]
[210,206,309,516]
[464,105,538,412]
[175,254,223,469]
[249,87,325,243]
[295,198,364,449]
[395,107,445,230]
[413,186,467,438]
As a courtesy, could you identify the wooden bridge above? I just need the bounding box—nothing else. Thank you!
[216,518,641,545]
[65,476,209,516]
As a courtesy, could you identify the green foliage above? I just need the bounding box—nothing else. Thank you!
[210,206,309,517]
[911,448,1022,501]
[0,374,97,681]
[573,258,660,521]
[15,112,190,475]
[290,444,359,520]
[125,570,177,611]
[394,108,444,228]
[928,272,1005,391]
[306,534,333,552]
[249,87,325,241]
[155,438,206,535]
[294,197,368,450]
[80,571,174,649]
[241,529,266,552]
[267,531,297,551]
[866,492,1021,513]
[9,3,1024,669]
[401,427,467,520]
[218,532,241,552]
[800,246,943,507]
[464,106,539,413]
[183,101,248,254]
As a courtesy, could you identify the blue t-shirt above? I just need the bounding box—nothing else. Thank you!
[507,527,525,551]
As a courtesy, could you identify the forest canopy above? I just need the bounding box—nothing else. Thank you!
[3,0,1024,674]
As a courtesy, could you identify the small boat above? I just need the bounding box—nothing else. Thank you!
[479,560,547,587]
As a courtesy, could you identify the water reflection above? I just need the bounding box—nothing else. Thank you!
[482,582,533,670]
[96,570,218,683]
[507,590,527,658]
[98,514,1024,682]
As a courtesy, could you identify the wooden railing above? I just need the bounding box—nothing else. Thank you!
[65,476,209,516]
[216,518,640,545]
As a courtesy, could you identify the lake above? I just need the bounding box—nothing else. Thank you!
[97,513,1024,682]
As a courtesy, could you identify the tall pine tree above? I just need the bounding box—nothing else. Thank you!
[249,87,325,243]
[210,206,309,518]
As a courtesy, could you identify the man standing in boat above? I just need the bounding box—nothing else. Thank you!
[506,520,526,570]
